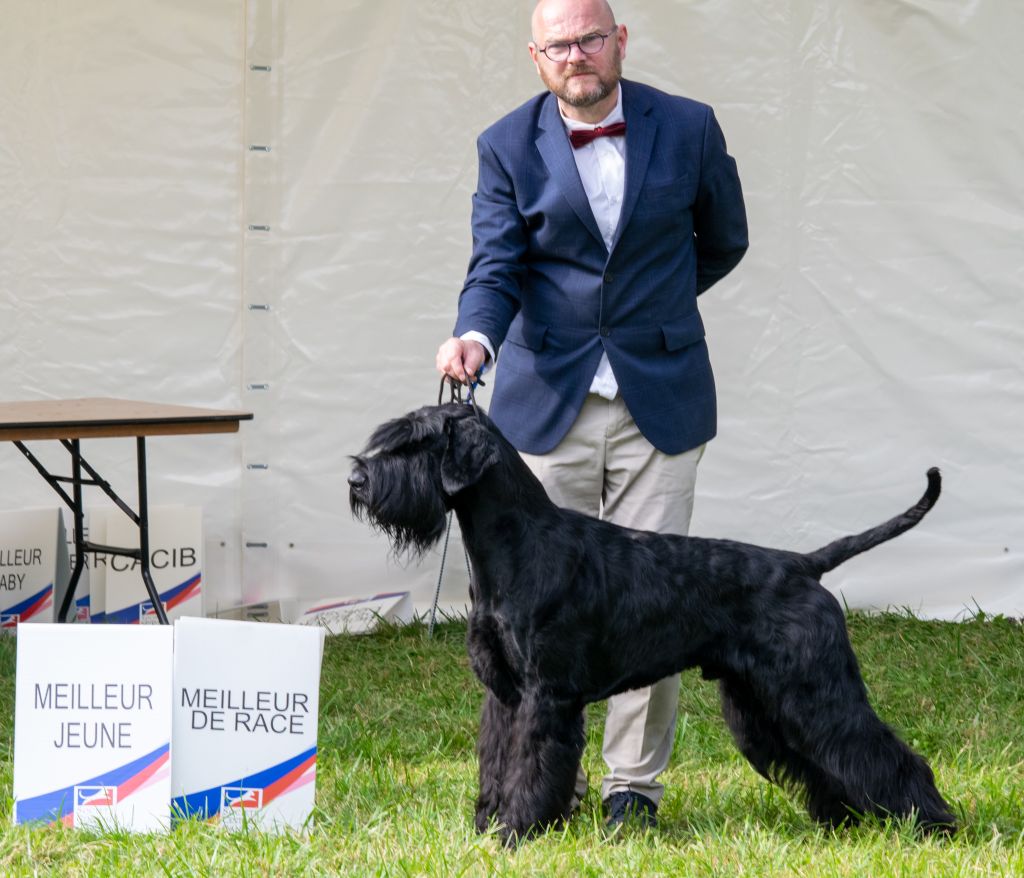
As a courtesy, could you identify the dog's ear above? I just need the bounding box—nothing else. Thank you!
[441,416,501,495]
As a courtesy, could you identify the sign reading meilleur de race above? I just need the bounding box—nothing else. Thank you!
[12,624,173,830]
[171,617,325,832]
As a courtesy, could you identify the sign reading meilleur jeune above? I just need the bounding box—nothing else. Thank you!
[12,624,173,830]
[171,617,324,832]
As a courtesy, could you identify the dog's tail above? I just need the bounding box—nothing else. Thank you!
[801,468,941,577]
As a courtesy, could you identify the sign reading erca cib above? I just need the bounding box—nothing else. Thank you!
[13,619,324,833]
[89,506,204,624]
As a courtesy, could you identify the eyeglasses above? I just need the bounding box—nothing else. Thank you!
[536,27,617,63]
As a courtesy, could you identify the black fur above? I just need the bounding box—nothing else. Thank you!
[349,403,955,845]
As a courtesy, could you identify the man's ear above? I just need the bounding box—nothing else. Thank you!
[528,41,541,74]
[441,417,501,495]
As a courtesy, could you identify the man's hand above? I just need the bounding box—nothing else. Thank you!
[436,337,486,385]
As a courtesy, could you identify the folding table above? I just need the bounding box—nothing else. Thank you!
[0,399,252,624]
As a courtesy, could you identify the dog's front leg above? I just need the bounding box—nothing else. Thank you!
[475,688,515,833]
[467,614,522,706]
[496,692,584,846]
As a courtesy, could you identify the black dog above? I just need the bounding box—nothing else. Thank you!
[349,403,956,844]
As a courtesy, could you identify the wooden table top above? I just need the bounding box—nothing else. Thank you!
[0,398,254,441]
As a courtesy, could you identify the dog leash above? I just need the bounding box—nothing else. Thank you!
[437,374,485,419]
[428,512,473,637]
[429,373,484,636]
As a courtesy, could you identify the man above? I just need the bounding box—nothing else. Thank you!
[436,0,747,829]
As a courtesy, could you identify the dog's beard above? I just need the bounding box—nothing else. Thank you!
[351,502,447,560]
[349,475,449,560]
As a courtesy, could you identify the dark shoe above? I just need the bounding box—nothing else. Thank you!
[603,791,658,830]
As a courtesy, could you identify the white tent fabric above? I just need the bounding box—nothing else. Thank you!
[2,1,1021,620]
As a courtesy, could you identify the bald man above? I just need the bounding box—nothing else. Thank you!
[437,0,748,830]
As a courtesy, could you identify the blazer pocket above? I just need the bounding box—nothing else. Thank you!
[644,174,692,202]
[506,319,548,352]
[662,312,706,351]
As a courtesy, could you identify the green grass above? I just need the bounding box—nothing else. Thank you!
[1,613,1022,876]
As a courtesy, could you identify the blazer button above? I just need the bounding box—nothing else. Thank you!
[604,271,615,283]
[600,326,611,337]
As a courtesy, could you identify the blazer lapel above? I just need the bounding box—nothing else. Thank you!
[535,94,606,248]
[612,79,657,252]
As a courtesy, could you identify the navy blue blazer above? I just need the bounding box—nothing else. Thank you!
[454,78,748,455]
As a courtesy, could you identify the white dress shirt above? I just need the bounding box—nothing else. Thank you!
[464,87,626,399]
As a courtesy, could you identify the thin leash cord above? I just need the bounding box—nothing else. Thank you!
[428,511,454,637]
[429,373,482,637]
[428,509,474,638]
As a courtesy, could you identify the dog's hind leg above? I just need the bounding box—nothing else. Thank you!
[496,692,585,846]
[745,589,956,833]
[475,689,515,833]
[796,698,957,833]
[719,674,853,827]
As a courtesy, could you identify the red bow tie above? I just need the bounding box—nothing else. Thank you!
[568,121,627,149]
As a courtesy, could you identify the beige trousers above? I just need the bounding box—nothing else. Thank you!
[519,393,703,806]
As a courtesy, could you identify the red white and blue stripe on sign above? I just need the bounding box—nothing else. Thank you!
[92,574,201,624]
[14,742,170,825]
[171,746,317,822]
[1,583,53,627]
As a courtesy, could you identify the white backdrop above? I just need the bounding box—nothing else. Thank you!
[2,1,1021,620]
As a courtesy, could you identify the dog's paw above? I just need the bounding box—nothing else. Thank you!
[474,811,496,834]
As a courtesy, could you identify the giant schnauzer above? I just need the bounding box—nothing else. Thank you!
[349,403,955,844]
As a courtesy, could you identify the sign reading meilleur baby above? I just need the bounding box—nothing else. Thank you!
[0,509,70,628]
[12,619,324,833]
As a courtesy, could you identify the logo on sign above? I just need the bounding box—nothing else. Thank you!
[1,612,19,628]
[75,784,118,808]
[221,786,262,811]
[73,784,119,829]
[139,602,160,625]
[219,786,263,828]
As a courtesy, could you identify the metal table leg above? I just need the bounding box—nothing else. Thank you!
[14,437,170,625]
[135,437,169,624]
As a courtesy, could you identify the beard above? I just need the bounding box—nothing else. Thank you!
[540,46,622,108]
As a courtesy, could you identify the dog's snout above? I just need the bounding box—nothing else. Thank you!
[348,455,370,492]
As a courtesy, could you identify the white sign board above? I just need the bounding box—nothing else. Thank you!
[292,592,413,635]
[171,617,324,832]
[208,600,288,623]
[0,509,69,629]
[12,624,173,830]
[98,506,203,624]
